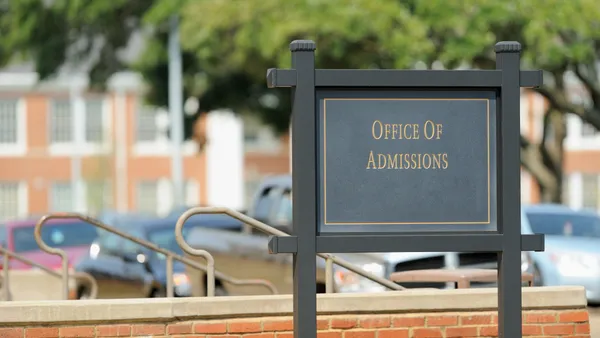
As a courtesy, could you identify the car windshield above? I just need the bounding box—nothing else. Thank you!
[12,222,99,253]
[146,226,191,257]
[526,212,600,238]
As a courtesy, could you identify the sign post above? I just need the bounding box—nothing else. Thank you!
[266,40,545,338]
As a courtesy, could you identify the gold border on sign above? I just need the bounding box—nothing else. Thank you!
[322,98,491,225]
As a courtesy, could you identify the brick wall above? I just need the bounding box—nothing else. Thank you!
[2,310,590,338]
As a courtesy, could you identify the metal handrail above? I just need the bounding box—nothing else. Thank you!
[34,213,277,299]
[0,246,98,301]
[175,207,405,292]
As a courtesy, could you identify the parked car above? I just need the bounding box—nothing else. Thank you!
[74,213,241,299]
[236,174,534,291]
[523,204,600,303]
[0,217,98,270]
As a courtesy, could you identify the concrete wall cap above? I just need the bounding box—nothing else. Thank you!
[0,286,586,325]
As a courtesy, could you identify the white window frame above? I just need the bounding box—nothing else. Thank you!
[564,88,600,150]
[0,98,27,157]
[48,96,112,156]
[0,181,28,220]
[133,104,197,157]
[84,179,113,214]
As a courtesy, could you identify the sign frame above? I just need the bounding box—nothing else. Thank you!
[266,40,545,338]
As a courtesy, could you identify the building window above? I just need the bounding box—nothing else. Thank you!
[85,99,104,143]
[136,107,161,143]
[49,98,107,154]
[136,181,159,215]
[49,182,73,212]
[0,182,20,221]
[582,174,598,211]
[0,99,26,155]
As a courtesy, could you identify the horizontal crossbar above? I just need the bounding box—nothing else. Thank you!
[268,234,544,254]
[266,69,543,89]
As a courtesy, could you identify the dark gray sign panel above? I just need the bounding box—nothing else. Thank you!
[317,90,497,233]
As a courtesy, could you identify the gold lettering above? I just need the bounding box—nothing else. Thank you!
[377,154,387,169]
[412,124,420,139]
[366,150,376,169]
[403,124,412,140]
[441,153,449,169]
[422,154,431,169]
[424,120,435,140]
[417,153,422,169]
[384,124,391,139]
[372,120,383,140]
[410,154,417,169]
[432,153,441,169]
[436,123,443,140]
[392,124,399,140]
[387,154,398,169]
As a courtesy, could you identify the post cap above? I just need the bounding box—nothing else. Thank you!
[495,41,522,53]
[290,40,316,52]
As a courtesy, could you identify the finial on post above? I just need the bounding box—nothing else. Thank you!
[495,41,522,53]
[290,40,316,52]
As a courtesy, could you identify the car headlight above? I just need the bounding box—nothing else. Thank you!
[173,273,191,296]
[334,262,387,293]
[550,252,600,277]
[89,243,100,259]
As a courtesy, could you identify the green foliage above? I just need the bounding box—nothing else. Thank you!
[1,0,599,135]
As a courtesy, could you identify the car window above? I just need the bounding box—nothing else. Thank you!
[274,190,292,225]
[12,222,99,253]
[146,226,190,260]
[526,212,600,238]
[121,229,146,254]
[253,187,280,221]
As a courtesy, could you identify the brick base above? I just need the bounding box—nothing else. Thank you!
[2,310,590,338]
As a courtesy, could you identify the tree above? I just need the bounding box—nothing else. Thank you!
[176,0,600,202]
[2,0,599,202]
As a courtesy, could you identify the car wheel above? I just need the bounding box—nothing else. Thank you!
[77,287,91,300]
[533,265,544,286]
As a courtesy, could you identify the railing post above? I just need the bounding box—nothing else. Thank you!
[2,252,10,301]
[325,256,334,293]
[166,255,174,298]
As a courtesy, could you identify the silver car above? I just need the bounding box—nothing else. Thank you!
[523,204,600,303]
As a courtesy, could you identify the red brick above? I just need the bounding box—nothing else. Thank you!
[0,328,24,338]
[26,328,59,338]
[96,325,131,337]
[168,324,193,335]
[575,323,591,334]
[559,311,590,323]
[479,326,498,337]
[525,313,556,323]
[59,326,95,338]
[342,331,375,338]
[317,332,342,338]
[132,324,165,336]
[426,315,458,326]
[206,335,241,338]
[171,336,207,338]
[317,319,330,331]
[244,334,274,338]
[195,323,228,334]
[563,335,592,338]
[377,329,409,338]
[391,316,425,327]
[228,320,262,334]
[543,324,574,335]
[445,326,478,338]
[412,328,443,338]
[460,314,492,325]
[522,325,542,336]
[359,316,390,329]
[263,320,293,332]
[330,318,357,329]
[275,333,293,338]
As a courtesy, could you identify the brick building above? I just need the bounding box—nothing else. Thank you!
[0,68,290,221]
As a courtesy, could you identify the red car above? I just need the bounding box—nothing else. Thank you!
[0,218,98,270]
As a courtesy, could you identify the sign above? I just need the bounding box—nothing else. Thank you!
[318,91,497,233]
[266,40,545,338]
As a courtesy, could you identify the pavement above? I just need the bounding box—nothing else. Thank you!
[589,306,600,336]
